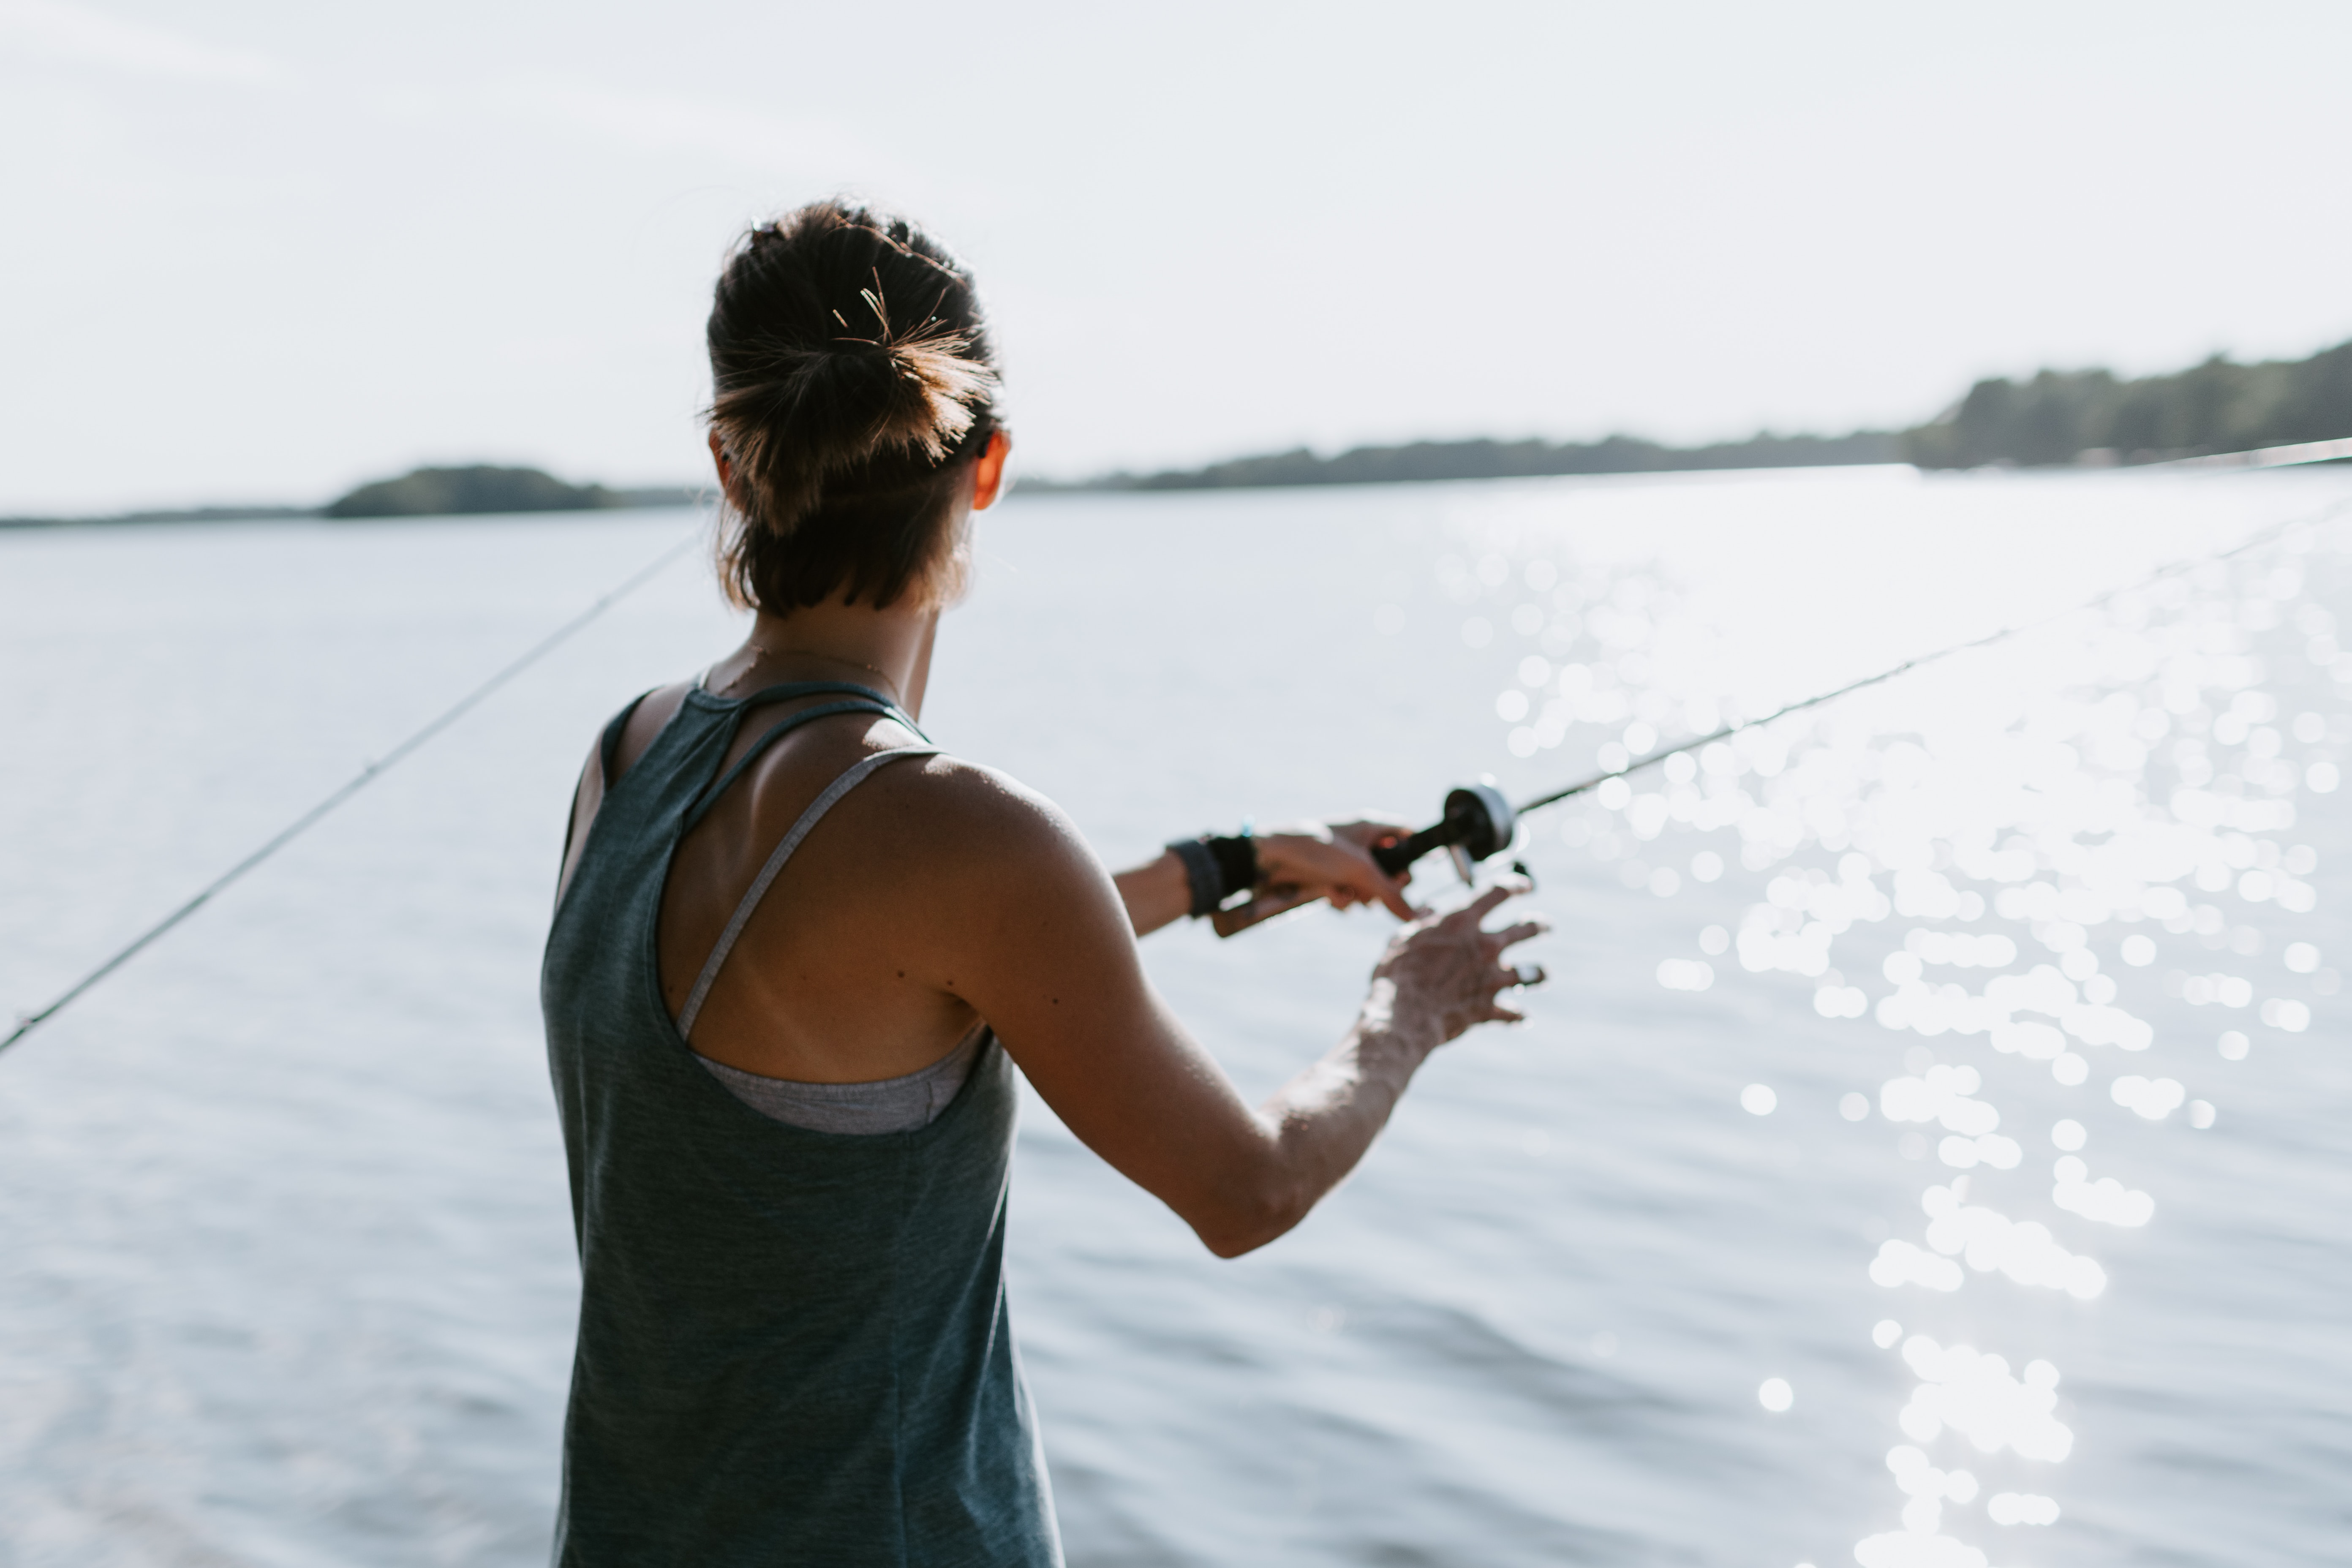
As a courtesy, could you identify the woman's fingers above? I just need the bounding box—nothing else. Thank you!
[1326,845,1413,920]
[1362,870,1416,920]
[1452,881,1527,926]
[1364,873,1555,1043]
[1259,825,1418,920]
[1331,816,1417,851]
[1487,918,1550,950]
[1473,962,1541,1024]
[1326,820,1418,918]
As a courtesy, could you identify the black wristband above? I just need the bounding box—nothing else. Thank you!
[1204,834,1258,903]
[1168,838,1223,918]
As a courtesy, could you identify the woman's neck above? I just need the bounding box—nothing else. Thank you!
[710,602,940,719]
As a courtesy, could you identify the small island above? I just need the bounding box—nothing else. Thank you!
[324,465,660,518]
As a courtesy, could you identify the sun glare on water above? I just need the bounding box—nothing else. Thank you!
[1427,483,2350,1562]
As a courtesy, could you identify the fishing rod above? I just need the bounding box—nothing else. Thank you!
[0,525,706,1056]
[1212,490,2352,936]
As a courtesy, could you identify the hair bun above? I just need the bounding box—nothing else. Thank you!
[711,285,996,536]
[829,286,996,465]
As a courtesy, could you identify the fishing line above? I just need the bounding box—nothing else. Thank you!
[1,523,706,1056]
[1219,483,2352,936]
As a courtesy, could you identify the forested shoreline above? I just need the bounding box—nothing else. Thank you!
[1905,339,2352,468]
[1048,337,2352,493]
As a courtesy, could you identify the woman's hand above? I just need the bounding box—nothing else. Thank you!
[1360,882,1549,1055]
[1110,814,1421,937]
[1251,817,1419,919]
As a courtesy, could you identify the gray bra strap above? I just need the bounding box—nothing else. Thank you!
[675,746,940,1040]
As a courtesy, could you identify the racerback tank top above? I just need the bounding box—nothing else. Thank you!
[539,679,1062,1567]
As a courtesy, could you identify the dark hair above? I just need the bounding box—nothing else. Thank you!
[705,200,1000,613]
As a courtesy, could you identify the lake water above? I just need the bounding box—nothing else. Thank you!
[3,465,2349,1568]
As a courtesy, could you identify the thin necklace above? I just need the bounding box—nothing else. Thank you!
[737,642,902,704]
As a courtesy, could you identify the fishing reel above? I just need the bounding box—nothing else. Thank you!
[1370,778,1517,886]
[1211,777,1519,937]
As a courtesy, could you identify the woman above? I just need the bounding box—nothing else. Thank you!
[541,200,1544,1566]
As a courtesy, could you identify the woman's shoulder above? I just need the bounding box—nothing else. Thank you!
[862,750,1087,873]
[851,749,1132,978]
[805,749,1114,939]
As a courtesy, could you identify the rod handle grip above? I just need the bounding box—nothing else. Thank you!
[1209,885,1320,938]
[1218,824,1424,938]
[1372,821,1453,876]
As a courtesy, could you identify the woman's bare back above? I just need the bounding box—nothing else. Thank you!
[563,678,1005,1084]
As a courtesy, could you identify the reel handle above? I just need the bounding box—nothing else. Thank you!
[1210,779,1517,939]
[1372,820,1455,877]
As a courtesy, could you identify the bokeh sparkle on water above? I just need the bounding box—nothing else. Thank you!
[1432,470,2352,1567]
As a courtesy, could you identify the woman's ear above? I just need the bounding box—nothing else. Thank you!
[708,430,735,497]
[970,428,1012,511]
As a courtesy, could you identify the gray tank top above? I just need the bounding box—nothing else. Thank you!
[540,680,1063,1567]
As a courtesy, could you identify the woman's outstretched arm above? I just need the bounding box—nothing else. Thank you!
[925,773,1541,1256]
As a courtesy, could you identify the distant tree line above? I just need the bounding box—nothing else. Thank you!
[1035,336,2352,493]
[0,504,316,529]
[1904,339,2352,468]
[1043,431,1901,492]
[1,467,700,528]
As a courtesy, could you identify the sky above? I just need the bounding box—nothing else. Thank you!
[4,0,2349,513]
